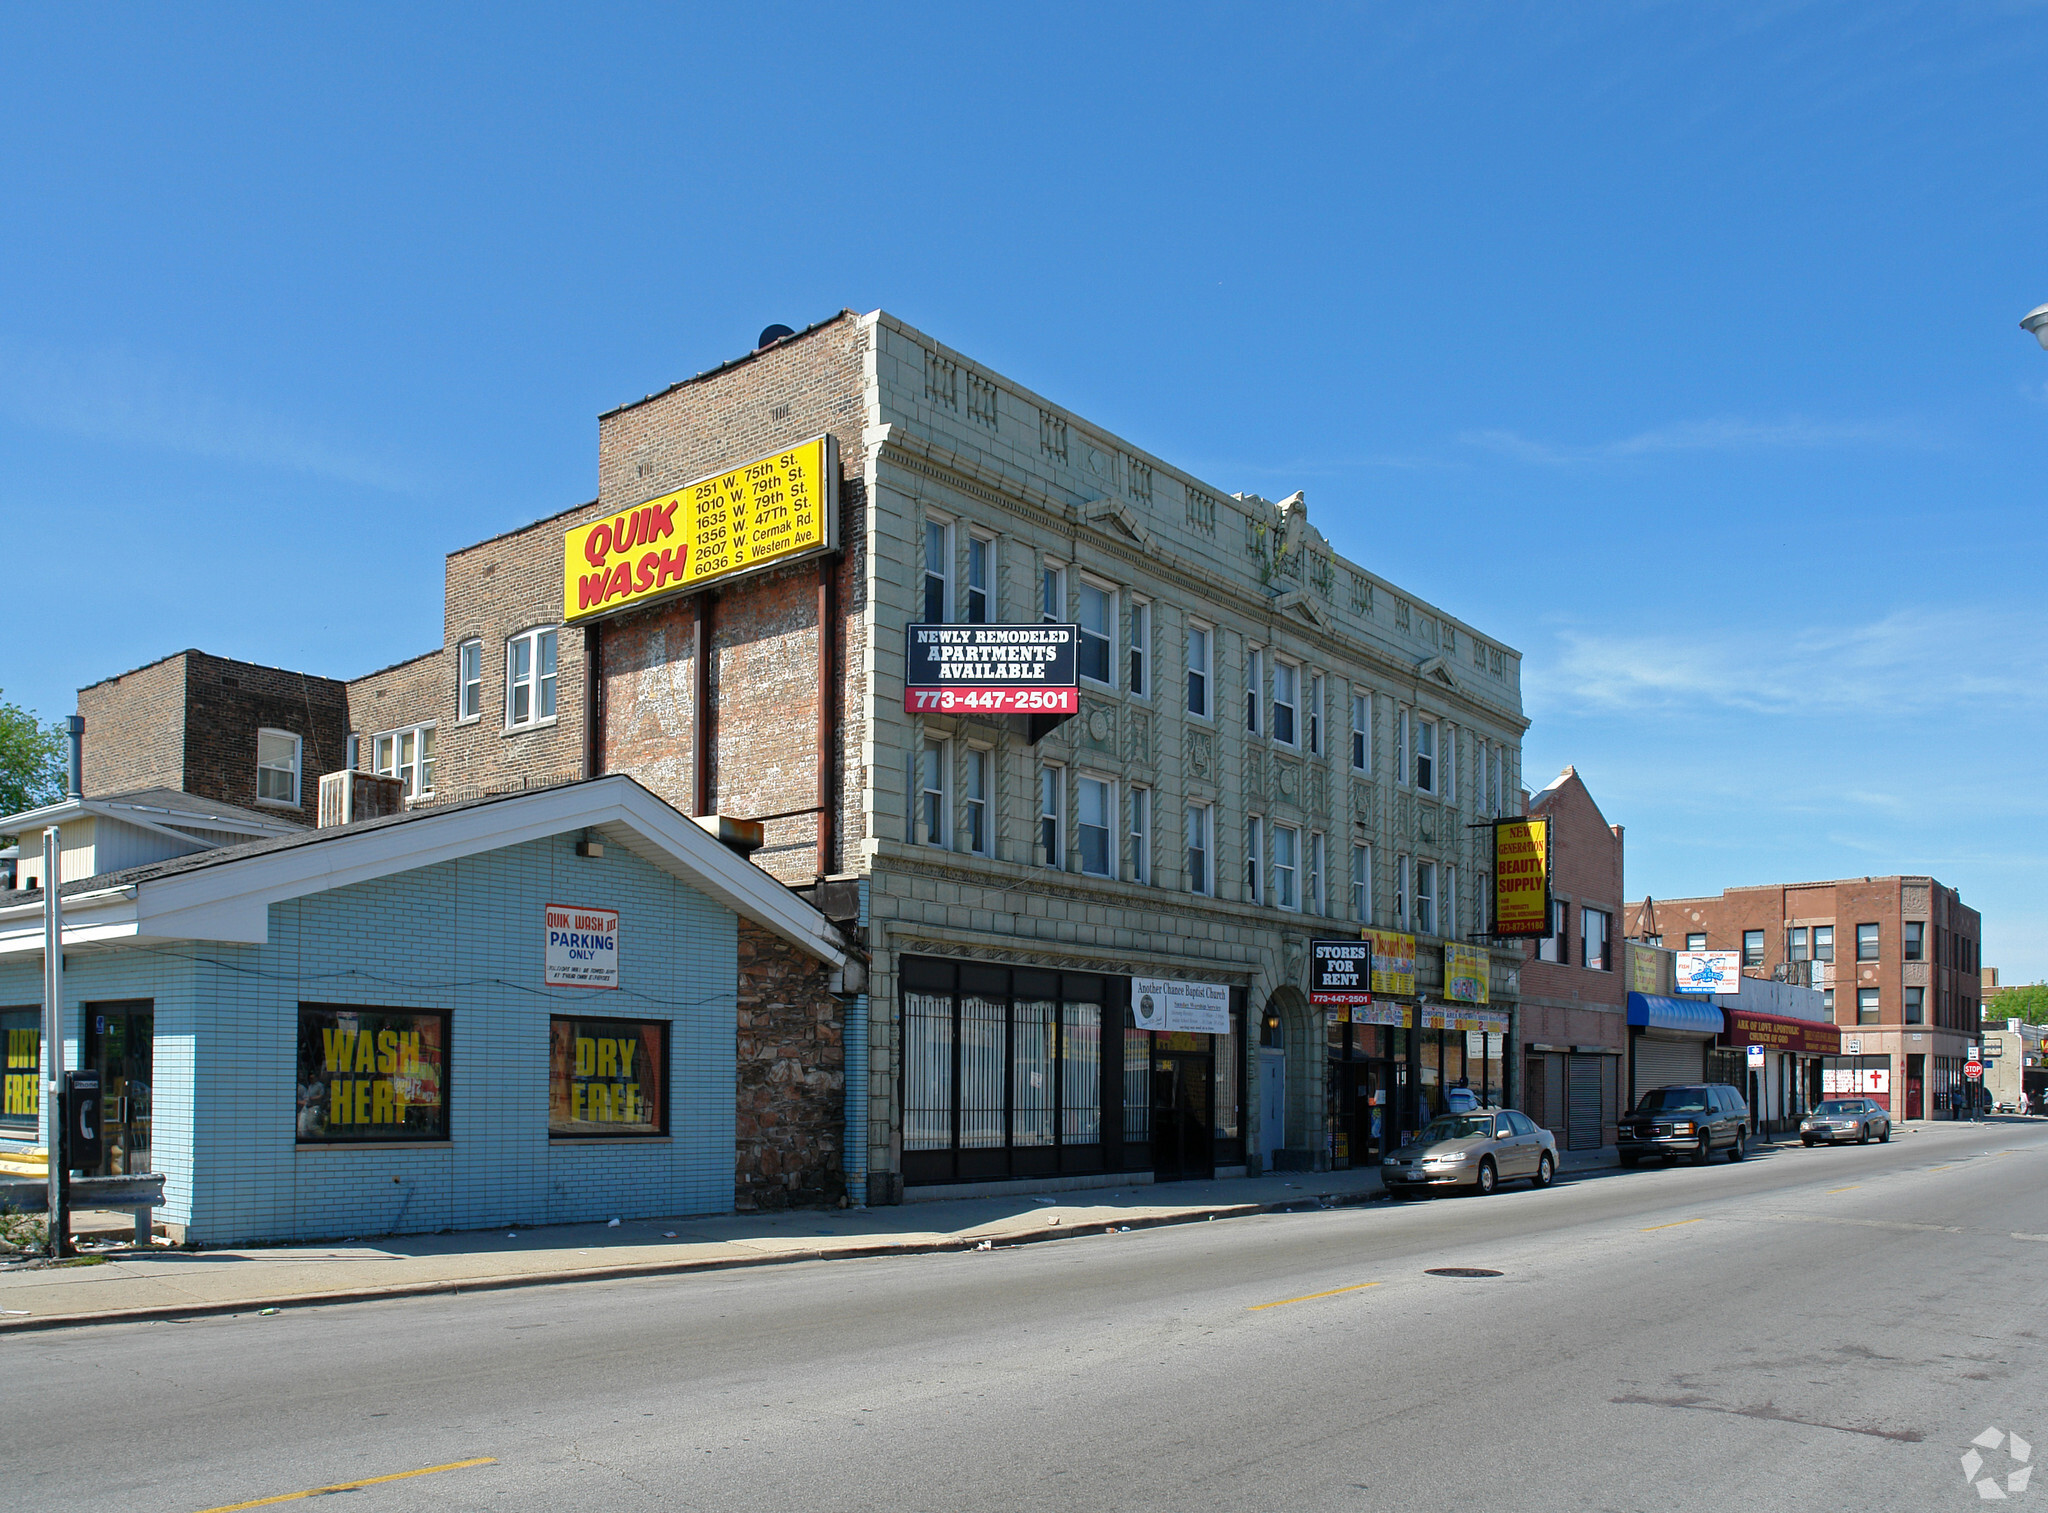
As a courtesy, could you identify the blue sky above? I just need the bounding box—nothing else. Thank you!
[3,5,2045,976]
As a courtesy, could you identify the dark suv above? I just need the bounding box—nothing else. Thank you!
[1618,1083,1751,1166]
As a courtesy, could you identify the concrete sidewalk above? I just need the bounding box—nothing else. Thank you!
[0,1167,1391,1332]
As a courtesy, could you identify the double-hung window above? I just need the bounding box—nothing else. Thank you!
[1904,986,1924,1024]
[1186,624,1211,717]
[1813,925,1835,963]
[1077,581,1114,684]
[965,534,991,623]
[1396,709,1410,788]
[1271,659,1298,746]
[506,628,558,729]
[1855,923,1880,962]
[457,639,483,722]
[964,747,990,855]
[1742,929,1764,967]
[1128,601,1150,696]
[1128,785,1150,883]
[1185,803,1211,895]
[1350,692,1371,772]
[256,729,301,806]
[1489,747,1503,815]
[1305,832,1324,916]
[1041,564,1065,625]
[1686,931,1707,952]
[1077,776,1114,877]
[1272,825,1299,910]
[923,519,952,623]
[1307,674,1323,756]
[1582,907,1611,970]
[1856,988,1880,1025]
[1395,853,1411,930]
[1903,921,1925,961]
[1246,648,1263,735]
[1441,726,1456,804]
[1246,816,1264,903]
[1789,926,1810,962]
[1413,718,1436,792]
[372,724,436,800]
[1350,843,1373,923]
[1415,860,1436,936]
[1443,864,1458,938]
[918,738,949,848]
[1540,900,1567,963]
[1039,765,1063,867]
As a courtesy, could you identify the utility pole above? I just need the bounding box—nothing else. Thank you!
[43,823,67,1257]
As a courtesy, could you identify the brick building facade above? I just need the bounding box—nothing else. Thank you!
[1633,877,1981,1118]
[1517,767,1625,1152]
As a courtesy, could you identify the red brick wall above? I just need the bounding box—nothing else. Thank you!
[734,918,845,1209]
[347,650,447,757]
[79,652,190,796]
[1520,769,1626,1017]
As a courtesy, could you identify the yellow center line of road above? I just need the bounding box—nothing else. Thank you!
[194,1457,496,1512]
[1826,1186,1859,1193]
[1641,1217,1704,1231]
[1248,1281,1381,1311]
[1925,1165,1950,1172]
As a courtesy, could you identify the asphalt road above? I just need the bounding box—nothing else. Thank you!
[8,1119,2047,1513]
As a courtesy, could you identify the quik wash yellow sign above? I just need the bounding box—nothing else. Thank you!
[562,434,838,623]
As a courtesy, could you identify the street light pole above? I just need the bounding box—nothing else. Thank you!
[2024,303,2048,349]
[42,824,67,1258]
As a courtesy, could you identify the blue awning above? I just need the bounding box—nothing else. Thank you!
[1628,993,1725,1035]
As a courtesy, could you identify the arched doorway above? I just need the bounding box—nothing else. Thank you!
[1259,985,1317,1170]
[1258,1004,1286,1162]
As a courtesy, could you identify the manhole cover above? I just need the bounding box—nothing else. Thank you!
[1425,1267,1503,1278]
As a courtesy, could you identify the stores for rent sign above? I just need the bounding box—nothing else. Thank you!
[561,435,838,623]
[1131,977,1231,1035]
[546,905,620,989]
[1309,939,1374,1008]
[1491,818,1551,937]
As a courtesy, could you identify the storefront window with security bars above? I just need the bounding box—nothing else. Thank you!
[899,957,1240,1185]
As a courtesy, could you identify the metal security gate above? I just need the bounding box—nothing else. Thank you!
[1566,1055,1604,1151]
[1634,1034,1705,1103]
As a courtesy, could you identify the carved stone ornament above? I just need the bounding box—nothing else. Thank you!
[1419,804,1437,846]
[1124,709,1151,763]
[1245,747,1267,803]
[1083,699,1117,752]
[1306,765,1327,817]
[1273,756,1300,804]
[1187,728,1213,779]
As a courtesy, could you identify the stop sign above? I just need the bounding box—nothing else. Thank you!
[1965,1060,1983,1080]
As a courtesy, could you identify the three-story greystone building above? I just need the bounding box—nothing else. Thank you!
[352,309,1530,1203]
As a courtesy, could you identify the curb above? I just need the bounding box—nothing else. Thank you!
[0,1189,1380,1334]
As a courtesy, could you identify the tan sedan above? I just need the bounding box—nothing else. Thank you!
[1381,1109,1559,1196]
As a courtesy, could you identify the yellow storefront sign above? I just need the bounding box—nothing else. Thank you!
[1443,942,1489,1004]
[562,435,838,623]
[1361,929,1416,997]
[1492,817,1551,937]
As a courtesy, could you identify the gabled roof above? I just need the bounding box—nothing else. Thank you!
[0,776,846,969]
[0,788,306,844]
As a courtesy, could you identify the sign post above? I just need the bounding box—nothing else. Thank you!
[1746,1044,1765,1069]
[42,825,67,1258]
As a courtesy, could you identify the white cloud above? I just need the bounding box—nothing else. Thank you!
[1528,607,2044,717]
[1462,414,1935,465]
[0,336,418,493]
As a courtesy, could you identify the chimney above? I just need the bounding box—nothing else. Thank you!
[66,715,84,799]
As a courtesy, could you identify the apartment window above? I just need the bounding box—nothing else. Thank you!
[1350,693,1371,772]
[1350,844,1372,923]
[1475,870,1489,933]
[964,747,990,856]
[923,519,952,622]
[1077,776,1114,877]
[1246,817,1264,902]
[1039,765,1063,867]
[1041,564,1064,624]
[372,724,436,800]
[256,729,301,806]
[1128,600,1150,696]
[1128,785,1150,883]
[1307,674,1323,756]
[1077,581,1114,684]
[1539,899,1567,963]
[1246,649,1263,734]
[918,738,949,848]
[1273,825,1299,910]
[1396,709,1409,787]
[1443,864,1458,939]
[1441,726,1456,804]
[1582,907,1611,970]
[1395,853,1411,931]
[1789,926,1809,962]
[457,639,483,722]
[1856,988,1880,1025]
[1741,929,1764,967]
[1855,923,1880,962]
[1489,747,1502,816]
[1306,833,1325,916]
[1186,803,1211,895]
[506,628,558,728]
[1813,925,1835,963]
[965,535,992,624]
[1823,989,1835,1017]
[1904,986,1924,1025]
[1413,719,1436,793]
[1686,931,1706,951]
[1414,860,1436,936]
[1903,921,1925,962]
[1271,659,1298,746]
[1186,624,1210,717]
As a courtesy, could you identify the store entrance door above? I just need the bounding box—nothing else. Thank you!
[1258,1049,1285,1159]
[1151,1054,1214,1183]
[1906,1055,1924,1121]
[84,1001,153,1177]
[1348,1061,1390,1168]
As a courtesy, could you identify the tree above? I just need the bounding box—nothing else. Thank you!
[1985,983,2048,1028]
[0,691,66,821]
